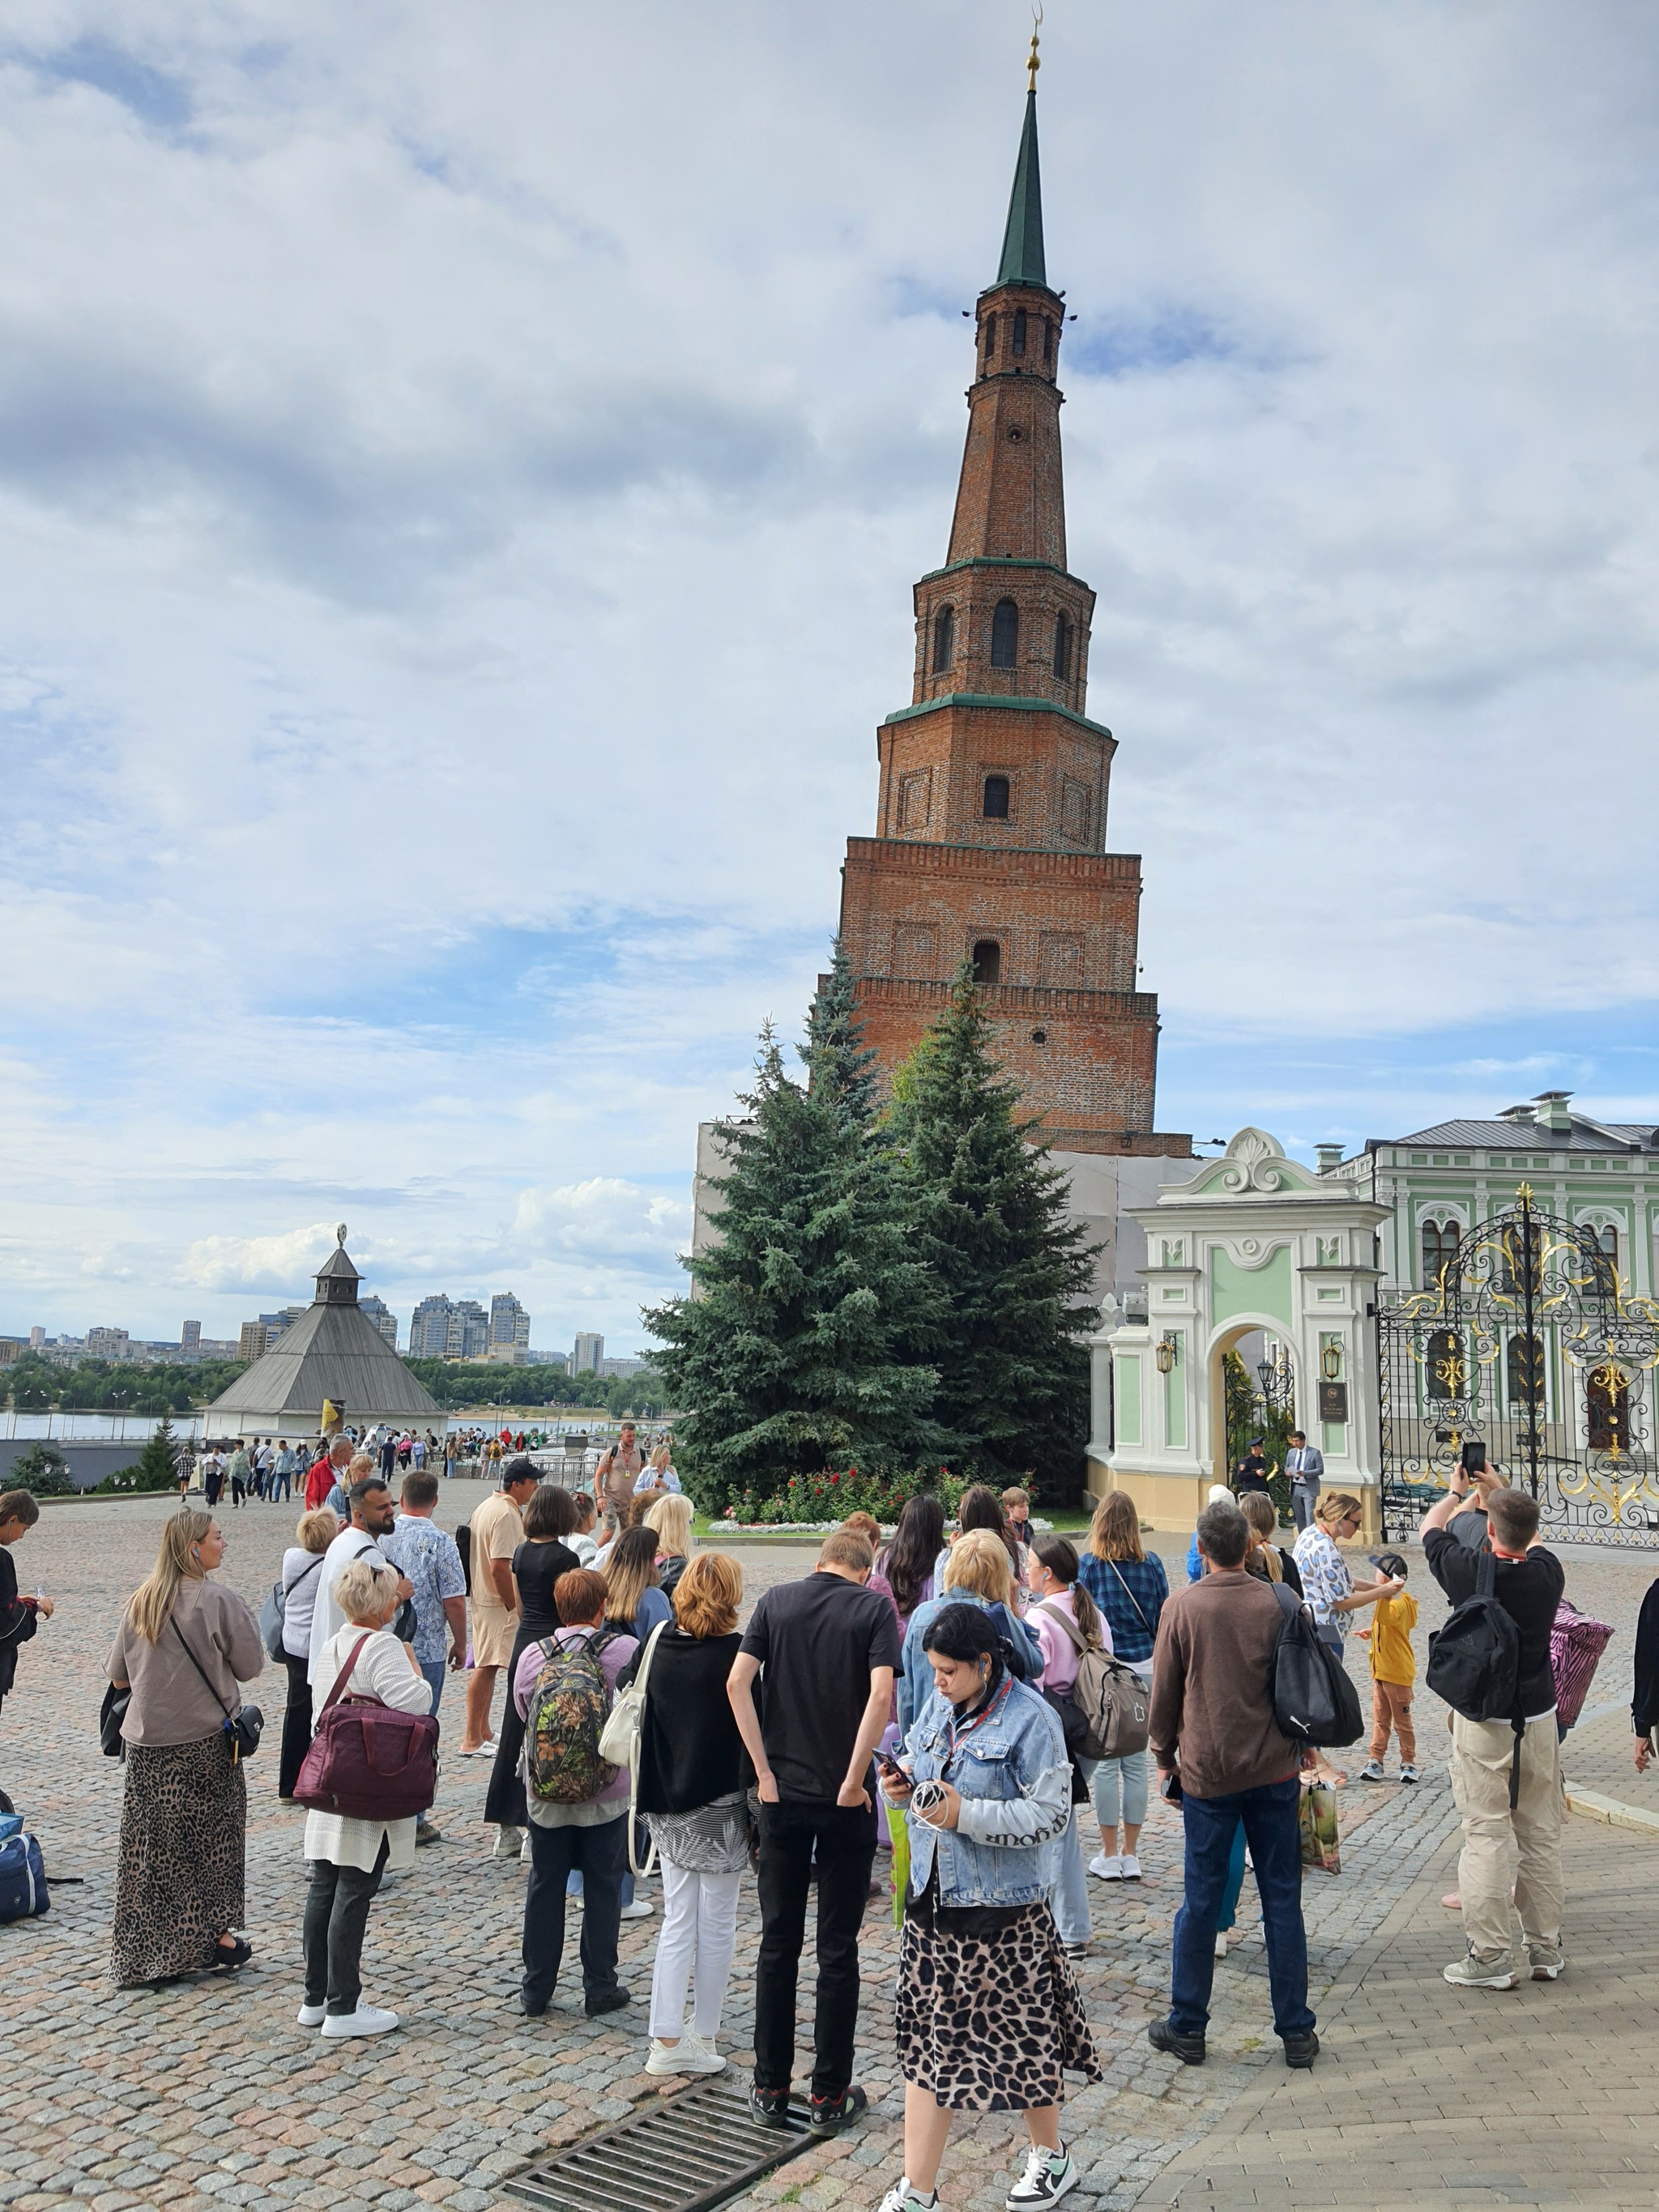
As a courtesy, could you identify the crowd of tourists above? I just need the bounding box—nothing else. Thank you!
[0,1429,1626,2212]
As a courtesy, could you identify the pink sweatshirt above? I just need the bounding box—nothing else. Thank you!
[1030,1588,1111,1698]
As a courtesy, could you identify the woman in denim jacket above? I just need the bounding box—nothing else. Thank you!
[876,1605,1099,2212]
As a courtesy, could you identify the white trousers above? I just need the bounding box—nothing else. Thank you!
[648,1859,742,2039]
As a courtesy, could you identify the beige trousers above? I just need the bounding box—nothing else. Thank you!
[1448,1711,1564,1960]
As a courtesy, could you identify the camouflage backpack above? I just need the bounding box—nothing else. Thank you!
[525,1629,622,1804]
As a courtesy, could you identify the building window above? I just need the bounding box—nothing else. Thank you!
[982,774,1010,819]
[1506,1332,1545,1413]
[1013,309,1027,356]
[971,939,1002,986]
[931,603,954,673]
[1043,317,1053,362]
[1052,611,1073,680]
[991,597,1019,667]
[983,315,996,360]
[1421,1218,1459,1293]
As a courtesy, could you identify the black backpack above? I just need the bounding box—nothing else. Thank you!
[1269,1583,1364,1748]
[1426,1549,1525,1803]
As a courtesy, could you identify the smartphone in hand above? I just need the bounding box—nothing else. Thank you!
[1159,1769,1183,1803]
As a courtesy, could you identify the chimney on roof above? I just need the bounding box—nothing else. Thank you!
[1315,1144,1344,1174]
[1497,1103,1536,1124]
[1533,1091,1573,1135]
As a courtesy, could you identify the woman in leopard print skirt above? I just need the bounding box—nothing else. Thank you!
[106,1511,263,1986]
[877,1604,1099,2212]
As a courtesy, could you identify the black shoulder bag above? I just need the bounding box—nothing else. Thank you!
[173,1620,264,1762]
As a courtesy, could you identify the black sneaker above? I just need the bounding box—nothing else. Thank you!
[1282,2031,1320,2069]
[583,1985,631,2018]
[749,2085,791,2129]
[808,2084,868,2135]
[1147,2018,1206,2065]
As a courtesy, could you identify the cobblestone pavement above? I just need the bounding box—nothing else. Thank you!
[0,1495,1653,2212]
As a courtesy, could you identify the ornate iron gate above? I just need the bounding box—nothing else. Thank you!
[1375,1190,1659,1545]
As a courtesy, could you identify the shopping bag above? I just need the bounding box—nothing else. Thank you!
[1298,1779,1341,1874]
[886,1801,910,1930]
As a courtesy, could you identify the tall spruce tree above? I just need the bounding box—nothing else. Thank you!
[645,1023,943,1510]
[802,937,878,1132]
[889,965,1100,1497]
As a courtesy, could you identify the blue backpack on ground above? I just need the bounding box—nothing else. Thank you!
[0,1831,49,1921]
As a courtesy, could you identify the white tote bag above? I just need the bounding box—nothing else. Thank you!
[598,1619,667,1877]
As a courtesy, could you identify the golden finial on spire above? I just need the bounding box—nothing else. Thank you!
[1027,5,1043,91]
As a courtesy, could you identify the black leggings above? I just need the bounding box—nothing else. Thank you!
[278,1653,313,1800]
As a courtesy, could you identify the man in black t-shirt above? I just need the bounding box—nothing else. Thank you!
[1235,1440,1273,1497]
[727,1529,900,2134]
[1421,1468,1565,1991]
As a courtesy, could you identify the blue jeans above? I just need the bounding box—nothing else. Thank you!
[1050,1809,1092,1946]
[1170,1775,1312,2039]
[1218,1821,1247,1933]
[420,1660,446,1715]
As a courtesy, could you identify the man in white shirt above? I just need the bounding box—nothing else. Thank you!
[309,1477,412,1688]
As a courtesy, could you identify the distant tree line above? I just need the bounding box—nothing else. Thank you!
[0,1353,249,1415]
[403,1361,670,1419]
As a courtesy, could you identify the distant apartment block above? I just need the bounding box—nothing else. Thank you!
[0,1340,21,1366]
[359,1295,399,1350]
[87,1327,130,1360]
[181,1320,202,1354]
[237,1322,268,1362]
[29,1326,45,1350]
[598,1355,648,1379]
[572,1332,604,1374]
[527,1350,570,1372]
[447,1300,488,1360]
[490,1293,531,1356]
[408,1294,453,1361]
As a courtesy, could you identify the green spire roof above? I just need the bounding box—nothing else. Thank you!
[995,88,1047,288]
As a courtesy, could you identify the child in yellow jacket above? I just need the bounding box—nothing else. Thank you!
[1358,1549,1418,1782]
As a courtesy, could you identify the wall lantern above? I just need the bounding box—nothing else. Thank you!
[1155,1332,1178,1375]
[1321,1340,1344,1383]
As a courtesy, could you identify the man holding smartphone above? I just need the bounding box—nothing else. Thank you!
[1421,1464,1565,1990]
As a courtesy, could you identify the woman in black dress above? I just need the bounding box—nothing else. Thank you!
[484,1485,581,1835]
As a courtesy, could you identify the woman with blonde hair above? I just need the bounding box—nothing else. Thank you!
[1293,1490,1397,1789]
[301,1555,434,2037]
[278,1507,339,1802]
[107,1511,264,1986]
[621,1551,748,2075]
[603,1524,674,1644]
[898,1529,1042,1731]
[1077,1490,1169,1882]
[1239,1490,1303,1598]
[643,1491,694,1600]
[634,1440,682,1495]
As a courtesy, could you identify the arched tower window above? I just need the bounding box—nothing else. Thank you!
[990,598,1019,669]
[982,774,1010,820]
[1012,309,1027,356]
[931,604,955,673]
[983,315,997,360]
[1052,612,1073,680]
[1421,1217,1458,1294]
[971,940,1002,987]
[1043,317,1054,363]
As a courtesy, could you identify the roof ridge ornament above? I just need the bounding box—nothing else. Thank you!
[1028,5,1042,92]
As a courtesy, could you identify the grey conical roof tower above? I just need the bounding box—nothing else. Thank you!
[205,1227,439,1434]
[994,85,1047,288]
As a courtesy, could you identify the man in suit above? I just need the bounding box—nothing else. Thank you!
[1286,1432,1325,1532]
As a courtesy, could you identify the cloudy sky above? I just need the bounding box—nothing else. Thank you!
[3,1,1657,1349]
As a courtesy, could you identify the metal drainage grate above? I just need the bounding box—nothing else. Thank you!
[503,2076,813,2212]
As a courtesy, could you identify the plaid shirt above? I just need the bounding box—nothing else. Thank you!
[1077,1550,1169,1666]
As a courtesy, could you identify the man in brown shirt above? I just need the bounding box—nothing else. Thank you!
[1147,1498,1318,2070]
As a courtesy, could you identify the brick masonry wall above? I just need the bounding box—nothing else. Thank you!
[876,698,1115,851]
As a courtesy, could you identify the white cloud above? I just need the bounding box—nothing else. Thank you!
[184,1222,344,1293]
[2,0,1657,1336]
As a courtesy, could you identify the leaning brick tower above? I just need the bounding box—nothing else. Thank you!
[836,56,1190,1160]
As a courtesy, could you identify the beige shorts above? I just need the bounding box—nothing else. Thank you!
[471,1609,517,1671]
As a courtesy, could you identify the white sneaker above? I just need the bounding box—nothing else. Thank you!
[520,1835,533,1864]
[1005,2141,1078,2209]
[646,2035,727,2076]
[1213,1931,1227,1958]
[876,2182,937,2212]
[296,2001,326,2027]
[320,2002,400,2038]
[1119,1853,1141,1882]
[1088,1853,1121,1881]
[493,1826,525,1859]
[877,2182,938,2212]
[1358,1761,1386,1783]
[619,1899,655,1920]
